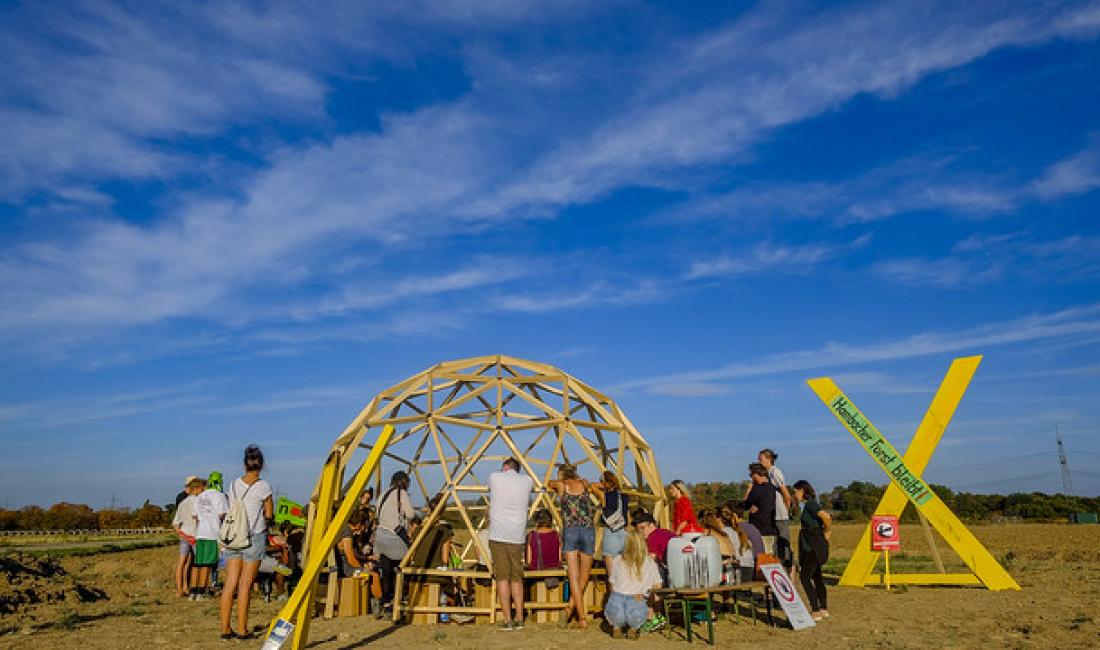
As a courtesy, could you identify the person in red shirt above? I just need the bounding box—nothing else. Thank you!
[668,480,702,536]
[632,511,674,564]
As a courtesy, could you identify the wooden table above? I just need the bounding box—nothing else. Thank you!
[653,582,773,645]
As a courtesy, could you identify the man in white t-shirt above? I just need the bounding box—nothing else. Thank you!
[759,448,793,572]
[193,480,229,599]
[172,477,202,598]
[488,457,533,631]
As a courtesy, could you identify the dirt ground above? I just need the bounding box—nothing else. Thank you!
[2,523,1099,649]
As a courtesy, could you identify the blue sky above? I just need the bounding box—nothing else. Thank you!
[1,1,1099,509]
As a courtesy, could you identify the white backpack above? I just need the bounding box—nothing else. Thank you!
[219,481,255,550]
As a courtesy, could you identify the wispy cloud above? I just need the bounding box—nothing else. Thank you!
[687,236,871,280]
[620,302,1100,393]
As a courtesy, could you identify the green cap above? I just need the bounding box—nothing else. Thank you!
[207,471,224,492]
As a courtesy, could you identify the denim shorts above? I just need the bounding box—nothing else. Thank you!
[223,531,267,562]
[178,539,193,556]
[562,526,595,555]
[601,527,627,556]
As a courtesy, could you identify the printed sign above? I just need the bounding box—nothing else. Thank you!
[827,394,934,506]
[275,496,307,528]
[261,618,294,650]
[871,515,901,551]
[760,563,815,630]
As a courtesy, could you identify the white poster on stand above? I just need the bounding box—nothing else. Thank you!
[760,563,816,630]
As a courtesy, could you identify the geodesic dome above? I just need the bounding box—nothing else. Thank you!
[306,354,667,566]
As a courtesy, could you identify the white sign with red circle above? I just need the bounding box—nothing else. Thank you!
[760,562,815,630]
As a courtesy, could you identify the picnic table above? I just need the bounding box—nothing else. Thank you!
[652,581,774,645]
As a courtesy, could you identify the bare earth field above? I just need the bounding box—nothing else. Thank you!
[3,523,1099,649]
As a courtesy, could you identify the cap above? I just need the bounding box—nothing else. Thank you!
[185,475,200,486]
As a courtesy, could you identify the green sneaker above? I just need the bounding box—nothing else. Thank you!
[497,620,514,631]
[513,619,525,630]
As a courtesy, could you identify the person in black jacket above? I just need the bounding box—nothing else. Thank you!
[742,463,778,556]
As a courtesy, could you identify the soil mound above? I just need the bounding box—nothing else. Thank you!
[0,554,108,616]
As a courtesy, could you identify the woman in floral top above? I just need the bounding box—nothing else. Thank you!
[548,463,596,629]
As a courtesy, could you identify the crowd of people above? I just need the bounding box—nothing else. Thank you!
[174,445,831,639]
[172,445,303,641]
[485,448,833,636]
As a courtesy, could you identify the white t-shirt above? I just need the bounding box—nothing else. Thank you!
[768,466,789,521]
[172,495,198,537]
[230,477,273,535]
[609,555,662,596]
[488,469,534,544]
[194,489,229,540]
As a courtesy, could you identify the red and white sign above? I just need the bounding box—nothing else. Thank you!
[871,514,901,551]
[760,563,815,630]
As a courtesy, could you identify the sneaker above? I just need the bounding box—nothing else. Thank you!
[639,617,659,633]
[512,619,524,630]
[646,615,667,632]
[497,620,514,631]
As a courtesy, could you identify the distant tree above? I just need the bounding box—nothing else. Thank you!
[129,500,169,528]
[98,508,132,529]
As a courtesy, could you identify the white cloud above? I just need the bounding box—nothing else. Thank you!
[620,302,1100,392]
[688,236,870,280]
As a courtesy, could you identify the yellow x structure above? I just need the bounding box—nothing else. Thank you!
[807,355,1020,591]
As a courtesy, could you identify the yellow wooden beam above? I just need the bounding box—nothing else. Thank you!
[807,371,1020,591]
[265,425,395,650]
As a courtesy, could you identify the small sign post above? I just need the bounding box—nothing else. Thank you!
[760,562,815,630]
[871,514,901,590]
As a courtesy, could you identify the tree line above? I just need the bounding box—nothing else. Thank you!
[688,480,1100,522]
[0,501,171,531]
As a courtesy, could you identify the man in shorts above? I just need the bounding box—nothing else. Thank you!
[488,457,533,631]
[172,476,201,598]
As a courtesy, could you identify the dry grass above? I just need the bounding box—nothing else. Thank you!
[3,523,1099,648]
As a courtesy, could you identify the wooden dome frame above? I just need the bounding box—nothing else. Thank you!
[306,354,667,569]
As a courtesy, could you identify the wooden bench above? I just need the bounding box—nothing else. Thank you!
[654,581,773,645]
[395,567,607,624]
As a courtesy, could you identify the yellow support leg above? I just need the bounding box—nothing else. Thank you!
[264,425,396,649]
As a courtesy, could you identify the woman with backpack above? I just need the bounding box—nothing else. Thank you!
[589,471,629,575]
[374,471,415,617]
[219,445,273,640]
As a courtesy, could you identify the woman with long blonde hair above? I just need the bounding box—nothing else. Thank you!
[668,480,702,536]
[605,529,661,639]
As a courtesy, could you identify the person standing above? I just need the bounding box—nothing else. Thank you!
[743,463,778,556]
[605,529,662,640]
[219,445,273,641]
[374,471,415,617]
[172,477,201,598]
[589,471,629,576]
[193,476,228,599]
[547,463,597,629]
[668,480,702,537]
[758,449,794,572]
[488,457,533,631]
[792,480,831,621]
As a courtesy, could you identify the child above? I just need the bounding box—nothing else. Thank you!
[606,529,662,639]
[668,480,702,536]
[193,476,228,599]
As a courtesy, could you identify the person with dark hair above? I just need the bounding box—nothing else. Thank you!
[548,463,597,629]
[757,449,794,572]
[337,509,371,577]
[526,508,562,571]
[589,471,629,575]
[375,470,415,617]
[219,445,273,640]
[792,480,831,620]
[488,456,533,631]
[743,463,778,556]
